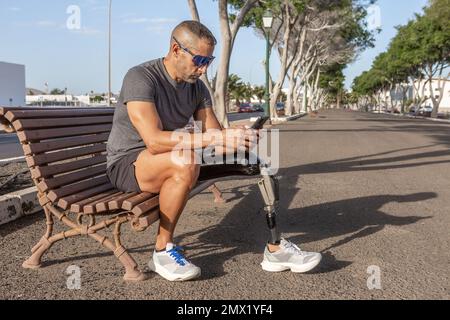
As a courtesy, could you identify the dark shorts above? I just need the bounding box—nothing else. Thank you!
[107,150,142,193]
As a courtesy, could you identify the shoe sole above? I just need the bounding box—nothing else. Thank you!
[261,256,322,273]
[148,260,201,282]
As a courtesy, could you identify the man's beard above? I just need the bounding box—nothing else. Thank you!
[185,75,199,83]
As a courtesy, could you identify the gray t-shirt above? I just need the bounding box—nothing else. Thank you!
[106,58,212,168]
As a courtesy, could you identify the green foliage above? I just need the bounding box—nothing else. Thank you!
[340,0,378,50]
[228,73,250,104]
[227,0,307,30]
[352,0,450,100]
[91,95,103,103]
[50,88,65,95]
[253,85,266,102]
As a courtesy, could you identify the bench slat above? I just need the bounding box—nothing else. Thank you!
[18,124,112,142]
[5,109,113,122]
[82,191,124,214]
[23,133,110,156]
[38,164,107,192]
[101,192,139,212]
[58,183,114,210]
[1,107,66,117]
[121,193,157,211]
[31,155,106,179]
[13,116,114,130]
[131,196,160,216]
[27,144,106,167]
[47,175,110,203]
[70,189,122,213]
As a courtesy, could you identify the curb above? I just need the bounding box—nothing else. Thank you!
[0,187,40,226]
[404,114,450,124]
[272,113,308,123]
[372,111,450,124]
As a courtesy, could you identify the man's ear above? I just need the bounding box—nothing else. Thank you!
[172,43,180,58]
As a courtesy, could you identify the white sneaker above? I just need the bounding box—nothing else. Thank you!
[148,243,201,281]
[261,239,322,273]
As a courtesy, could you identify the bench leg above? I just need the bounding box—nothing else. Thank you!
[22,237,51,269]
[23,205,85,269]
[87,232,147,282]
[23,207,55,269]
[258,174,281,245]
[23,228,82,269]
[87,216,148,282]
[23,204,147,281]
[115,216,148,281]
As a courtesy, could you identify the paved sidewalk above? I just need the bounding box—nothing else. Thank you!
[0,109,449,299]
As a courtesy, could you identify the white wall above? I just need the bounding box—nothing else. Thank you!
[413,79,450,112]
[381,79,450,113]
[26,95,74,103]
[0,62,26,107]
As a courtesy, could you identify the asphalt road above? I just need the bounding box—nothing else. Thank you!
[0,133,22,160]
[0,110,449,300]
[228,111,265,123]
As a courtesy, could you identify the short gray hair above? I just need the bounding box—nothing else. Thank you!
[172,20,217,46]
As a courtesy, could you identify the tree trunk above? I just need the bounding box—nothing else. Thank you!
[429,64,447,118]
[269,0,303,120]
[188,0,258,128]
[285,68,295,116]
[187,0,200,21]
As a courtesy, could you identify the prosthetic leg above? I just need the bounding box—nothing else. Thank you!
[257,166,281,245]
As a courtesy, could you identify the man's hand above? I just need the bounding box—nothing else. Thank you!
[220,128,260,152]
[229,123,263,143]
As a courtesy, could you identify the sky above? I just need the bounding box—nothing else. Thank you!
[0,0,429,95]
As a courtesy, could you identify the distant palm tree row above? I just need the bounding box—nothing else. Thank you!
[225,74,285,111]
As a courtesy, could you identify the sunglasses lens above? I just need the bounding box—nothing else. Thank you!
[193,56,212,67]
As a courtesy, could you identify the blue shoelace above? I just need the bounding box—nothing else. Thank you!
[167,246,187,266]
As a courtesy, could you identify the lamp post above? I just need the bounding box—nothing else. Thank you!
[263,10,274,121]
[107,0,112,107]
[64,87,68,107]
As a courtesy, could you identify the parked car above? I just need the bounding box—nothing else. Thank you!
[276,102,285,116]
[409,106,418,113]
[238,103,253,113]
[418,106,433,117]
[251,104,264,112]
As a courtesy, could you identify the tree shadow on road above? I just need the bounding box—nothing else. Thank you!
[293,145,450,174]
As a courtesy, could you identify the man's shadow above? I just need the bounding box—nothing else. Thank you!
[182,186,434,279]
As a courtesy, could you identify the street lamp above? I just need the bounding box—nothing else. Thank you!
[263,9,273,121]
[107,0,112,107]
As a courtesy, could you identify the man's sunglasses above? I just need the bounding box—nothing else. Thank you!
[172,36,215,68]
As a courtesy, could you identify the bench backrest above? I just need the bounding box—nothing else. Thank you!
[1,107,116,211]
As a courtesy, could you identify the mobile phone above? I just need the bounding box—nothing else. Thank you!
[250,116,270,130]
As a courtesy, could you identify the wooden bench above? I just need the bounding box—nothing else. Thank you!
[0,106,262,281]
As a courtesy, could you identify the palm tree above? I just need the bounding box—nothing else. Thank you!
[228,74,246,110]
[253,86,265,104]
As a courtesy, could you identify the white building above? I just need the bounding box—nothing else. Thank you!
[26,94,75,104]
[26,94,114,107]
[412,78,450,113]
[0,62,26,107]
[384,78,450,113]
